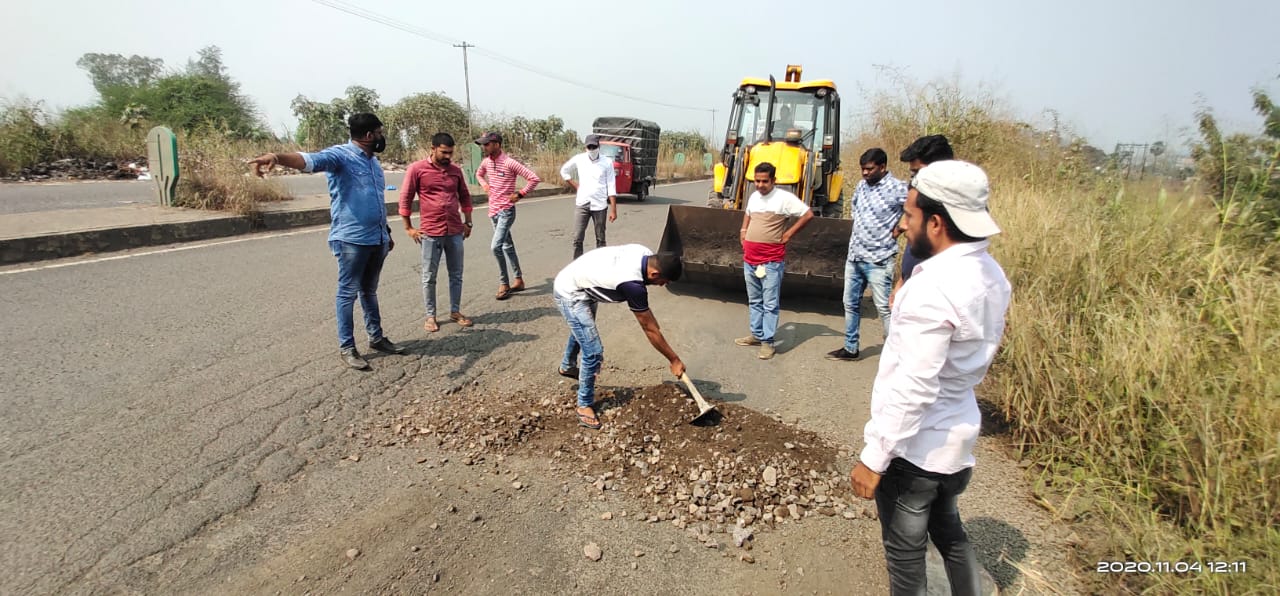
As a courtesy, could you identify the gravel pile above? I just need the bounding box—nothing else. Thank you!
[376,381,870,539]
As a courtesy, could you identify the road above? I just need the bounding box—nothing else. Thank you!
[0,175,335,214]
[0,181,1070,594]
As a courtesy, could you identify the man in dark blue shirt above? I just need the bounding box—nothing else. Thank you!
[891,135,955,308]
[249,113,405,370]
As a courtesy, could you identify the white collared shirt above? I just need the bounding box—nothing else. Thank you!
[859,240,1012,475]
[560,152,617,210]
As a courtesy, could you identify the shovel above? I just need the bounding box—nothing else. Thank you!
[678,373,719,424]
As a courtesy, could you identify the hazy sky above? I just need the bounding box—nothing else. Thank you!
[3,0,1277,152]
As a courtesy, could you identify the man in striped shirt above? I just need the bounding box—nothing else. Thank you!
[475,132,541,300]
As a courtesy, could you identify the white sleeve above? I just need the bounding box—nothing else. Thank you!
[782,192,810,217]
[560,155,577,181]
[858,286,956,472]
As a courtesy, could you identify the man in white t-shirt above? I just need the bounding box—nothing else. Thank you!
[560,134,619,259]
[736,162,815,359]
[553,244,687,429]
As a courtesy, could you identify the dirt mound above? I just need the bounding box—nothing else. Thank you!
[378,380,873,538]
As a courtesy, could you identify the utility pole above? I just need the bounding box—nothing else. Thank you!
[453,42,474,138]
[710,109,717,148]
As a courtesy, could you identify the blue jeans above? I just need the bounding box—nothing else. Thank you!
[330,240,389,350]
[843,258,894,353]
[876,458,983,596]
[743,261,785,344]
[554,294,602,408]
[491,207,522,285]
[421,234,464,318]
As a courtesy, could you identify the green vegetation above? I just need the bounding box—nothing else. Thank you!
[852,75,1278,595]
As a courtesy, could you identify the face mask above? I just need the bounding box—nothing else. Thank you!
[587,148,600,159]
[370,135,386,153]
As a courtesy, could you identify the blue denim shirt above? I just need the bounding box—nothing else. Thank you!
[303,142,389,246]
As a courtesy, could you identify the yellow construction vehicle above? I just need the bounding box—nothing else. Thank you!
[659,65,852,296]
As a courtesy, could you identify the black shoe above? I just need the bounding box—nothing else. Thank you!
[340,348,370,369]
[558,366,580,379]
[369,337,405,354]
[825,347,859,361]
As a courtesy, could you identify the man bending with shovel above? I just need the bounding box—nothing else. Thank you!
[553,245,687,429]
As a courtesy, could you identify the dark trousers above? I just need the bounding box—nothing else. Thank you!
[572,204,607,259]
[875,458,983,596]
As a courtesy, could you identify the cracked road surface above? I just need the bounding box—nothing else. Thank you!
[0,181,1077,594]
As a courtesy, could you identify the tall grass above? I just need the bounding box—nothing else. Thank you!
[174,132,292,214]
[855,76,1280,594]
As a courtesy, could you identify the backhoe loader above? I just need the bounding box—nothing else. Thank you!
[659,65,852,296]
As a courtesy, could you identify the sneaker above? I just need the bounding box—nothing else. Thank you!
[825,347,859,361]
[340,348,370,370]
[757,343,776,360]
[369,337,405,354]
[735,336,762,346]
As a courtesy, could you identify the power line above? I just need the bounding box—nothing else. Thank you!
[309,0,711,112]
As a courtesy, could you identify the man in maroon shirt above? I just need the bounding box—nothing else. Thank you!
[399,132,475,333]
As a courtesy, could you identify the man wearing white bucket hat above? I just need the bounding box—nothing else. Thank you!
[850,160,1011,595]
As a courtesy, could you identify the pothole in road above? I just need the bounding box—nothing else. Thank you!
[364,380,872,544]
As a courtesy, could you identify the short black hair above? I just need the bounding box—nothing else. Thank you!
[914,189,984,243]
[431,132,455,147]
[652,253,683,282]
[348,113,383,140]
[900,134,954,164]
[753,162,776,179]
[859,148,888,166]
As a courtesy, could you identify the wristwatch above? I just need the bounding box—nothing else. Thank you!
[465,222,473,228]
[516,191,526,199]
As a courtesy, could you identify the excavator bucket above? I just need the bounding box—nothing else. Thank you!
[658,205,852,299]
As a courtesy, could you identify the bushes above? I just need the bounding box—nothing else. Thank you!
[853,74,1279,594]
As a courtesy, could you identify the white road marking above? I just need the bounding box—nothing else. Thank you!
[0,228,327,276]
[0,179,708,275]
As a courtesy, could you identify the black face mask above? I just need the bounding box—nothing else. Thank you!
[370,135,386,153]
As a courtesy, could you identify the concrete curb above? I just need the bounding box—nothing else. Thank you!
[0,175,711,265]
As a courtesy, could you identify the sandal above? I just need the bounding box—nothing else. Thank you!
[423,317,439,333]
[450,312,474,327]
[495,285,511,300]
[509,279,526,293]
[576,408,602,430]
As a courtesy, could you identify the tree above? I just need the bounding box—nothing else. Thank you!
[75,46,262,137]
[1192,84,1280,238]
[383,92,468,161]
[660,130,710,153]
[75,53,164,94]
[291,86,385,150]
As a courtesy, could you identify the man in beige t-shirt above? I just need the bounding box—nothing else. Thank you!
[736,162,815,359]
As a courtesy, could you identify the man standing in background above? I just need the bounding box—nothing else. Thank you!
[736,162,814,360]
[891,134,956,308]
[475,132,540,300]
[827,148,908,362]
[561,134,618,259]
[400,132,476,333]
